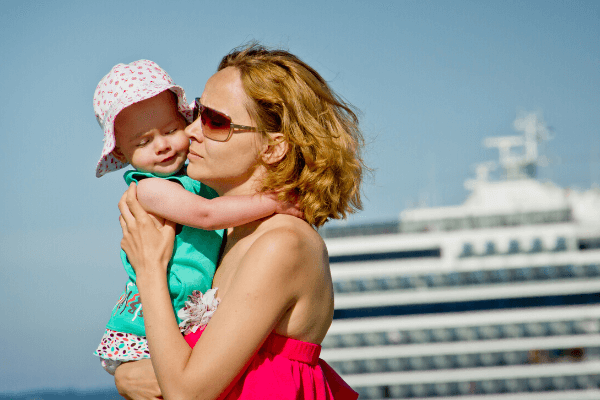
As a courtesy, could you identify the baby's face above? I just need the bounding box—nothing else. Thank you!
[113,90,189,177]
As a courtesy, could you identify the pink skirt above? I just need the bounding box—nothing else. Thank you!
[184,328,358,400]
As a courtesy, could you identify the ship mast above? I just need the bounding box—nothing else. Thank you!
[482,113,549,180]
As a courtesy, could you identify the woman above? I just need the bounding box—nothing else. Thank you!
[115,44,365,399]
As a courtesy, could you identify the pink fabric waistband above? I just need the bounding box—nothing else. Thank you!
[185,328,323,365]
[261,332,322,365]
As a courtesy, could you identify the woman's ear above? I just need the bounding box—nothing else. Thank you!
[261,132,288,165]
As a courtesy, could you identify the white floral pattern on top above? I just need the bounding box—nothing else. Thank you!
[177,288,220,335]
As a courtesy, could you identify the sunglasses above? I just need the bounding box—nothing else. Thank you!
[193,98,259,142]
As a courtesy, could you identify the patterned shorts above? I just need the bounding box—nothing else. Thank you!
[94,329,150,375]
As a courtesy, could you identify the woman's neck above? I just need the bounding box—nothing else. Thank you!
[212,165,266,198]
[227,216,269,243]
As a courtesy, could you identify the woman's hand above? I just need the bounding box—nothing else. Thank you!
[114,360,163,400]
[119,183,177,277]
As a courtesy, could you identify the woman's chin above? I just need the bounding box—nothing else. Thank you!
[186,164,208,181]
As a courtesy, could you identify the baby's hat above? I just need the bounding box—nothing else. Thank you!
[93,59,193,177]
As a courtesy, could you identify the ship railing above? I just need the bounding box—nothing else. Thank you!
[398,208,572,234]
[330,257,600,298]
[332,278,600,312]
[348,363,600,399]
[323,304,600,347]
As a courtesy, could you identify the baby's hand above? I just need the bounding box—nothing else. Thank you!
[266,193,304,220]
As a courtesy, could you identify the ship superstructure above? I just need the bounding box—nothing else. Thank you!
[321,114,600,399]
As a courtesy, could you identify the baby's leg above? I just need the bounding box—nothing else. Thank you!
[100,358,123,375]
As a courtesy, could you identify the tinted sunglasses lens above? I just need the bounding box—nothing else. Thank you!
[201,107,232,141]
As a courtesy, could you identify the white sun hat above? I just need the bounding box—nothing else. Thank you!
[93,59,193,177]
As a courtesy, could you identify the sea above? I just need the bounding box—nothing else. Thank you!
[0,388,121,400]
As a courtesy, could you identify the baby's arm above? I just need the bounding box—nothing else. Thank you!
[135,178,288,230]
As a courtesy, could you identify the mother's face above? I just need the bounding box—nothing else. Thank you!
[185,67,265,196]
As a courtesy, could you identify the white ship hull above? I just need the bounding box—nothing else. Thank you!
[321,114,600,399]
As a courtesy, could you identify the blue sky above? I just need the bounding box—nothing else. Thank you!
[0,0,598,393]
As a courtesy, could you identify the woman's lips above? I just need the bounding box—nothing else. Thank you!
[188,149,202,159]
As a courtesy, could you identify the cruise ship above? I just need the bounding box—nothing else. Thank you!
[320,113,600,399]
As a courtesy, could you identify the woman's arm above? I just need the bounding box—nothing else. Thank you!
[119,185,311,400]
[136,178,301,230]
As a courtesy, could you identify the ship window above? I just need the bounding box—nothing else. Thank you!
[502,323,525,338]
[432,354,452,369]
[363,331,386,346]
[423,273,445,287]
[479,325,501,339]
[536,265,558,280]
[340,333,364,347]
[393,275,414,290]
[488,269,510,283]
[447,272,463,286]
[455,353,476,368]
[584,264,600,278]
[431,328,454,342]
[503,351,528,365]
[333,279,356,293]
[554,236,567,251]
[385,330,406,344]
[579,237,600,250]
[385,276,401,290]
[411,383,432,397]
[389,384,410,398]
[530,238,543,253]
[507,239,520,254]
[356,386,385,399]
[558,264,584,279]
[366,277,388,291]
[408,356,429,370]
[332,281,344,293]
[460,242,474,257]
[320,334,342,348]
[365,359,387,373]
[484,241,496,255]
[524,322,549,337]
[386,358,407,372]
[467,270,485,284]
[354,278,368,292]
[548,321,574,336]
[512,267,535,282]
[455,326,479,341]
[329,248,441,263]
[479,352,501,366]
[433,382,453,396]
[340,360,361,374]
[408,329,432,343]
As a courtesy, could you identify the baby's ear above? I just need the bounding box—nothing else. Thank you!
[261,132,288,165]
[112,147,127,163]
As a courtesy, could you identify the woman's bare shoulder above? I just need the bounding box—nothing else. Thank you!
[259,215,325,250]
[248,215,327,273]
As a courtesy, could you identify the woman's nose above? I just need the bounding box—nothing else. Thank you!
[185,118,204,142]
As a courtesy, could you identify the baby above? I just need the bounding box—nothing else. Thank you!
[92,60,295,374]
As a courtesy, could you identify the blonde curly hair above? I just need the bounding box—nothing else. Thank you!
[218,43,366,227]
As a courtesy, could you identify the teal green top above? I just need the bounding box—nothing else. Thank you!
[106,169,224,337]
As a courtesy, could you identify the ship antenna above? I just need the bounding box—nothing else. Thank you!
[483,112,549,180]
